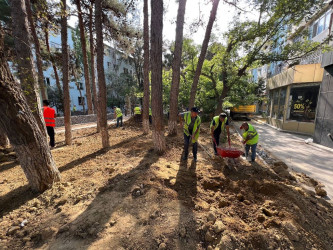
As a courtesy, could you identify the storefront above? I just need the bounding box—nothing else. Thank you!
[266,64,323,135]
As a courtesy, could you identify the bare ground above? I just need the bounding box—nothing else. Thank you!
[0,120,333,250]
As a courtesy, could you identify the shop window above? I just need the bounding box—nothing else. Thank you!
[278,87,287,119]
[267,91,273,116]
[288,84,320,122]
[272,90,280,118]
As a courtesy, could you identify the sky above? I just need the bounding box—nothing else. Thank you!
[68,0,259,46]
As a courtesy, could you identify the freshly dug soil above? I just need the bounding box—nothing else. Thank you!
[0,121,332,250]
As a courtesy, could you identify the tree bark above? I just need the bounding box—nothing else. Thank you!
[25,0,47,100]
[215,83,229,115]
[89,1,100,132]
[0,28,60,192]
[95,0,110,148]
[10,0,46,135]
[45,28,62,94]
[150,0,166,152]
[142,0,150,134]
[76,0,93,114]
[61,0,72,145]
[89,1,98,114]
[168,0,187,135]
[0,129,10,148]
[188,0,220,108]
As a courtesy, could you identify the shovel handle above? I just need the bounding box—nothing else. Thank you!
[212,136,218,147]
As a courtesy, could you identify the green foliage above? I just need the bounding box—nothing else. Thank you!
[47,86,64,114]
[106,71,137,108]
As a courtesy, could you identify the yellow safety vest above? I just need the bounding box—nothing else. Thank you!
[210,116,227,132]
[242,124,259,145]
[183,112,201,143]
[149,108,152,116]
[116,108,122,118]
[134,107,141,115]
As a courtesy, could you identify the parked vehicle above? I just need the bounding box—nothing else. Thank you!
[230,105,256,120]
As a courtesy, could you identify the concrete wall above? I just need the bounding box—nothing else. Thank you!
[314,64,333,149]
[293,64,324,83]
[267,64,324,91]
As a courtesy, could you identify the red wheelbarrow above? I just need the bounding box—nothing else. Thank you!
[213,138,243,158]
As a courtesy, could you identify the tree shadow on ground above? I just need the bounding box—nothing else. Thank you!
[0,161,18,174]
[59,134,143,173]
[173,155,198,249]
[47,149,160,249]
[0,185,39,217]
[0,134,144,218]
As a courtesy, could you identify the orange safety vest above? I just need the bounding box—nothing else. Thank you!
[43,107,56,127]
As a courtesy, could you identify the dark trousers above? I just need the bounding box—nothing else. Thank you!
[212,131,221,154]
[117,116,123,127]
[183,133,197,159]
[46,126,55,147]
[245,143,257,161]
[149,115,152,124]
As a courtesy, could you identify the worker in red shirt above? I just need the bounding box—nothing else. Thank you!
[43,100,56,148]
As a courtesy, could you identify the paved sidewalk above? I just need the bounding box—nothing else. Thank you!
[55,116,130,133]
[234,120,333,200]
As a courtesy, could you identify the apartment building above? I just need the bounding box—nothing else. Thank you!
[44,26,135,113]
[260,3,332,147]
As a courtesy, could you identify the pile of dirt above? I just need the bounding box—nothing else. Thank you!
[0,123,332,249]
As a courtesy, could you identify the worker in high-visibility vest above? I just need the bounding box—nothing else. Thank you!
[210,113,231,155]
[149,107,152,124]
[42,100,56,148]
[179,107,201,162]
[134,106,141,122]
[113,106,123,127]
[240,122,259,162]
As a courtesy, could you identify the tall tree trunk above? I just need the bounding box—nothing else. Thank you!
[0,129,10,148]
[0,27,60,192]
[45,28,62,94]
[188,0,220,108]
[215,84,229,115]
[76,0,93,114]
[150,0,166,152]
[61,0,72,145]
[142,0,150,134]
[89,1,100,132]
[25,0,47,100]
[168,0,187,135]
[95,0,110,148]
[10,0,46,135]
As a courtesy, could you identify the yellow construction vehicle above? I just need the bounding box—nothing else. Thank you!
[230,105,256,120]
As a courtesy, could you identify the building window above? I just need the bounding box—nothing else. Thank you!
[123,67,128,74]
[113,64,119,71]
[78,97,85,105]
[311,11,331,38]
[77,82,84,90]
[107,62,111,69]
[44,77,50,86]
[287,84,320,122]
